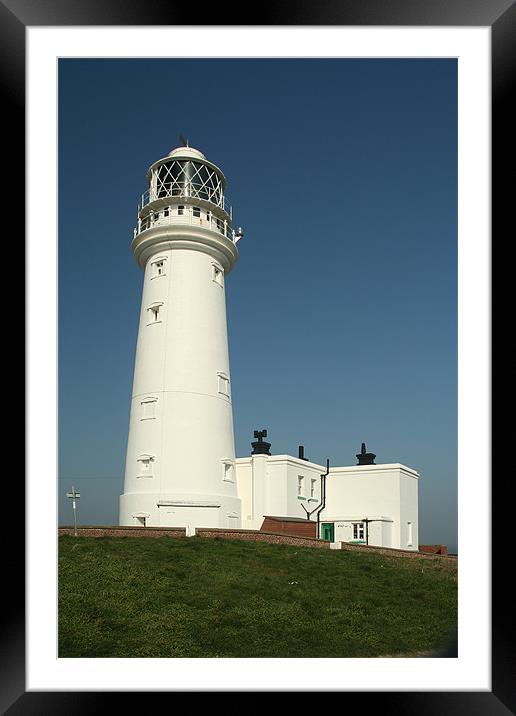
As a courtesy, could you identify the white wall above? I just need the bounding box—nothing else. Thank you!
[236,455,323,530]
[235,457,420,550]
[120,223,242,528]
[235,458,253,523]
[320,465,419,549]
[399,470,420,549]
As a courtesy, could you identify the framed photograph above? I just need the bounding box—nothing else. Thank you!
[10,0,509,710]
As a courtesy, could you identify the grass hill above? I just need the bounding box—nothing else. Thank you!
[59,535,457,658]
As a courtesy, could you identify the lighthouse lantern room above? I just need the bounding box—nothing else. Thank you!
[119,143,242,530]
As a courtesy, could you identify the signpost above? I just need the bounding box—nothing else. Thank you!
[66,486,81,536]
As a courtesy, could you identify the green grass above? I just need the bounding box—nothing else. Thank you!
[58,536,457,658]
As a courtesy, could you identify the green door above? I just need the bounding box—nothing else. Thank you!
[321,523,334,541]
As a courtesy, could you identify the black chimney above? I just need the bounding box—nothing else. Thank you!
[356,442,376,465]
[298,445,309,461]
[251,429,271,456]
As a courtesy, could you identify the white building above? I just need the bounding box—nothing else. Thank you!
[119,143,420,549]
[235,437,419,550]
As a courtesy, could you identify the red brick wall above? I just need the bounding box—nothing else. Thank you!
[58,526,186,539]
[196,528,328,549]
[419,544,449,555]
[57,527,456,561]
[260,517,317,539]
[339,542,456,560]
[58,526,327,549]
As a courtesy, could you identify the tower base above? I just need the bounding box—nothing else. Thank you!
[119,492,241,530]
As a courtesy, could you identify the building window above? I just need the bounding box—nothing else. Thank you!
[151,257,166,278]
[206,210,211,223]
[177,205,184,215]
[217,372,230,397]
[141,396,158,420]
[164,207,170,217]
[153,211,160,222]
[407,522,413,546]
[352,522,365,541]
[212,263,224,287]
[137,454,154,478]
[310,479,316,498]
[193,206,201,218]
[147,303,163,324]
[298,476,304,496]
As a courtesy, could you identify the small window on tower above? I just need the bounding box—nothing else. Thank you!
[151,257,166,278]
[193,206,201,218]
[137,454,154,478]
[164,207,170,217]
[206,210,212,223]
[177,205,184,215]
[147,303,163,324]
[222,460,234,482]
[212,264,224,287]
[217,372,230,397]
[141,396,158,420]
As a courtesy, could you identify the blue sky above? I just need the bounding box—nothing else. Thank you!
[58,58,457,551]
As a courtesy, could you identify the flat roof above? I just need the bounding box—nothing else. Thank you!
[236,454,419,476]
[263,515,315,523]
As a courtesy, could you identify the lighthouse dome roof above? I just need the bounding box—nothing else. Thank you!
[167,145,206,161]
[146,144,226,189]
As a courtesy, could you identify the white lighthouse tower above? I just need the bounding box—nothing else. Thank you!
[119,143,242,530]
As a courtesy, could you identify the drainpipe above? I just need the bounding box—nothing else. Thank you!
[314,458,330,539]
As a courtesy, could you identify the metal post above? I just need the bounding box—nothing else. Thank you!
[72,496,77,537]
[66,486,81,537]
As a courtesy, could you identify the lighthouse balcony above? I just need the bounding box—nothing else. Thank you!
[134,204,236,242]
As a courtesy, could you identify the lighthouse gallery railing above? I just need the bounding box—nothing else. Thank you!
[134,206,236,242]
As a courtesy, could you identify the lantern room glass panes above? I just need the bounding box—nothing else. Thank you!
[155,160,223,207]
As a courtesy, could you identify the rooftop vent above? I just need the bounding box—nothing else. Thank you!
[356,442,376,465]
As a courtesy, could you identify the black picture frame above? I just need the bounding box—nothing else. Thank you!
[8,0,509,711]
